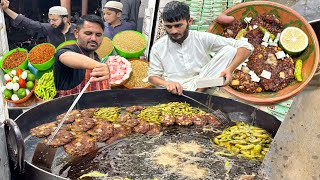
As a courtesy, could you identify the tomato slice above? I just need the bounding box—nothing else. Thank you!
[18,78,26,88]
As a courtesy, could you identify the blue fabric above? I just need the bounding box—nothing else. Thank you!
[104,21,134,39]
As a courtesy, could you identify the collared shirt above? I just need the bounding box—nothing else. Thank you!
[104,21,134,39]
[148,30,254,85]
[13,14,76,47]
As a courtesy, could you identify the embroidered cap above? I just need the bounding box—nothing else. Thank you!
[104,1,123,11]
[48,6,68,16]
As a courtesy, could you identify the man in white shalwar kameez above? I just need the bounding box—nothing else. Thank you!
[148,1,254,95]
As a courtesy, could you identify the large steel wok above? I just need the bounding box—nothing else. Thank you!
[4,89,281,180]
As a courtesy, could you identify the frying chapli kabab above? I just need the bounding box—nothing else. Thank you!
[30,122,57,138]
[64,134,97,157]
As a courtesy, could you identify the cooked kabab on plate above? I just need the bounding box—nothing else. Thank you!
[71,117,95,132]
[125,105,146,113]
[133,120,150,134]
[176,115,193,126]
[64,134,97,156]
[161,114,176,126]
[44,129,74,147]
[56,110,82,124]
[30,122,57,138]
[80,108,98,118]
[222,13,296,93]
[87,121,114,142]
[146,123,161,136]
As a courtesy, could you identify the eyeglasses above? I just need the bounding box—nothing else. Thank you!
[48,19,60,23]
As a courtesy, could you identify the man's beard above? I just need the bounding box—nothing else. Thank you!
[167,25,189,44]
[55,21,65,31]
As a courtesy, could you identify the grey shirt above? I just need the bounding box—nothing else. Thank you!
[13,14,76,47]
[120,0,141,30]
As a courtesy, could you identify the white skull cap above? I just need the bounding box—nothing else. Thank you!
[104,1,123,11]
[48,6,68,16]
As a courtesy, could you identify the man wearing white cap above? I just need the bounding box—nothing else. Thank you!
[1,0,76,47]
[103,1,134,39]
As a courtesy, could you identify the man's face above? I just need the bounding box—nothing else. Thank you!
[163,18,192,44]
[103,9,121,24]
[48,14,64,29]
[74,21,104,52]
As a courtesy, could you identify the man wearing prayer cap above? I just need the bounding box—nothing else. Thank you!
[1,0,76,47]
[103,1,134,39]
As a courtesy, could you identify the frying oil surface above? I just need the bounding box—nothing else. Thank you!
[50,125,263,180]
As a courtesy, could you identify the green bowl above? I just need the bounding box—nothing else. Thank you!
[113,30,147,59]
[56,40,77,50]
[28,43,56,71]
[0,48,28,73]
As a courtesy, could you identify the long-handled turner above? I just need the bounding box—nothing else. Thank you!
[32,58,109,170]
[180,92,234,126]
[31,76,93,170]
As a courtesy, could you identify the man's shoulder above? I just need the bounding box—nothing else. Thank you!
[56,44,79,54]
[190,30,215,37]
[153,35,169,47]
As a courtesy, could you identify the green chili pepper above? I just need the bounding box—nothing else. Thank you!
[259,26,275,40]
[235,29,247,40]
[294,59,303,82]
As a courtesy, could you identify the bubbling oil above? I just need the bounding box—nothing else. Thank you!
[51,126,263,180]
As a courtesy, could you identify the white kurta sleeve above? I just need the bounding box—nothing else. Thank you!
[148,46,164,78]
[201,32,254,53]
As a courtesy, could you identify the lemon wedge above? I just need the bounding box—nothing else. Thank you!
[279,27,309,55]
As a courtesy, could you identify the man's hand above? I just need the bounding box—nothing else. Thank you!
[165,81,183,95]
[1,0,10,10]
[90,63,110,82]
[220,68,233,86]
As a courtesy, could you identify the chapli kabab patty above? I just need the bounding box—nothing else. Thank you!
[106,124,132,145]
[30,122,57,138]
[87,121,114,142]
[71,117,95,132]
[56,110,82,124]
[44,129,74,147]
[80,108,98,118]
[64,134,97,156]
[161,114,176,126]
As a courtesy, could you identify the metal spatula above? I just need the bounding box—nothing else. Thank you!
[32,58,109,169]
[180,92,234,126]
[32,76,93,169]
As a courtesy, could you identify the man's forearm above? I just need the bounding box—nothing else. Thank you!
[227,47,251,71]
[59,52,101,69]
[3,8,18,20]
[148,76,168,87]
